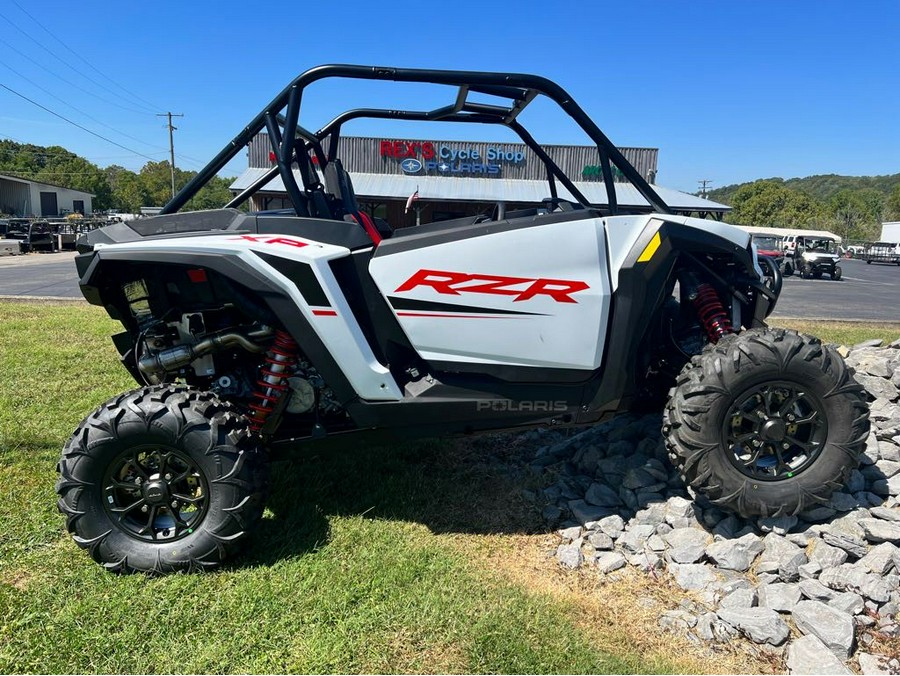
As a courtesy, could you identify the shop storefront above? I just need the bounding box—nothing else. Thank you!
[230,134,729,225]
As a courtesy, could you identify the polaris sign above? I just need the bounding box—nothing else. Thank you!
[400,158,423,174]
[380,139,525,176]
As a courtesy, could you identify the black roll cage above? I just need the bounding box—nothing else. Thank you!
[161,64,673,219]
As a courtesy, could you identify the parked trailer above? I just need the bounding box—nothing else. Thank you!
[862,241,900,265]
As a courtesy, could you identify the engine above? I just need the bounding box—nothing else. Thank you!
[113,267,346,437]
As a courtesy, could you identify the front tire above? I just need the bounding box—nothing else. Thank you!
[832,266,842,280]
[57,385,268,573]
[663,329,869,518]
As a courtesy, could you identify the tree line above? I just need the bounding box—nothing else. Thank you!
[708,176,900,241]
[0,140,234,214]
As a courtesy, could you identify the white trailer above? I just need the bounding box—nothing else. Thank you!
[881,222,900,243]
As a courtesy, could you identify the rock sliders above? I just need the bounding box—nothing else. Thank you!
[538,340,900,673]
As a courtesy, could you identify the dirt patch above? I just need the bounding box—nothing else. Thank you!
[453,532,778,675]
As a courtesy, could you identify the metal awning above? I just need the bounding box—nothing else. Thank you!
[230,168,730,213]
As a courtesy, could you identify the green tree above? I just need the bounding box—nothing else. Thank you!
[886,184,900,221]
[828,190,870,241]
[104,165,145,213]
[728,180,821,228]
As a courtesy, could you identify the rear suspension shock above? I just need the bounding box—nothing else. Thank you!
[248,330,298,432]
[692,283,734,343]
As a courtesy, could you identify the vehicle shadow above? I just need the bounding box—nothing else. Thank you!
[239,410,889,567]
[241,433,547,567]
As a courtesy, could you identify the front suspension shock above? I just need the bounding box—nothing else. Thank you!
[692,283,734,343]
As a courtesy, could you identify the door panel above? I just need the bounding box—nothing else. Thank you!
[369,217,611,370]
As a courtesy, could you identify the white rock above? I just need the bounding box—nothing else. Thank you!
[860,518,900,543]
[716,606,790,645]
[663,527,710,564]
[719,587,758,609]
[809,539,849,569]
[857,652,891,675]
[858,542,899,575]
[759,582,802,613]
[594,551,626,574]
[556,543,583,569]
[596,514,625,538]
[705,533,764,572]
[669,563,718,592]
[793,600,856,658]
[785,634,852,674]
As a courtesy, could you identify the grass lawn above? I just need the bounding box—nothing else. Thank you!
[770,318,900,347]
[2,301,773,674]
[7,302,883,673]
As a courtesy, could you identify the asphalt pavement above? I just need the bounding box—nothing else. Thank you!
[0,250,898,321]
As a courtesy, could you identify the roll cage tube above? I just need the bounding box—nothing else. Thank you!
[164,64,673,218]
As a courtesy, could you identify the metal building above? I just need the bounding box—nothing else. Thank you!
[0,173,93,217]
[230,134,729,225]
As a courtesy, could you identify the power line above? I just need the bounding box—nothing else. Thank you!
[0,10,158,115]
[0,35,156,117]
[0,82,160,162]
[0,60,169,152]
[698,179,713,198]
[9,0,162,113]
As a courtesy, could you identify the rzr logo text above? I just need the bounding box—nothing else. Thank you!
[395,269,589,303]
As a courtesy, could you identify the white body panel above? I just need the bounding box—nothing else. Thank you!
[94,234,402,401]
[369,217,612,370]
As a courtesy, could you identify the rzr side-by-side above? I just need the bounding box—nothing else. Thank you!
[57,65,869,574]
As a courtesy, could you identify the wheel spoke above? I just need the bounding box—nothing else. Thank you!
[740,447,763,467]
[784,435,816,452]
[110,496,146,515]
[138,505,160,539]
[763,389,776,416]
[171,492,204,505]
[168,505,190,536]
[111,479,141,491]
[793,413,819,426]
[129,452,150,480]
[778,391,804,415]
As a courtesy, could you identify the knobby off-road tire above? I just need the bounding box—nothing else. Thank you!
[57,385,268,573]
[663,328,869,518]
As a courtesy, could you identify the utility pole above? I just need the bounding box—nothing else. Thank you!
[698,179,713,199]
[157,112,184,199]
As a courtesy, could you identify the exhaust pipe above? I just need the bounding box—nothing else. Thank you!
[138,325,274,377]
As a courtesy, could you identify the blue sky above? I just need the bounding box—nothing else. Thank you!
[0,0,897,194]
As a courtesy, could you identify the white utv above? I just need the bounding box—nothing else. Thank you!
[57,65,869,573]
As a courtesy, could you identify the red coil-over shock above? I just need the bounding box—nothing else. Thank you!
[692,282,734,343]
[248,329,298,432]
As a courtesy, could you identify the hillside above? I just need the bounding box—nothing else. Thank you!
[708,173,900,206]
[704,173,900,241]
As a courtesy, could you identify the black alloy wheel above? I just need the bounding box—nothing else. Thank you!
[664,328,869,517]
[58,385,268,574]
[102,446,209,542]
[724,383,827,482]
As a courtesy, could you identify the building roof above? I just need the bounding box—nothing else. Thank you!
[230,168,730,213]
[734,225,842,242]
[0,173,95,196]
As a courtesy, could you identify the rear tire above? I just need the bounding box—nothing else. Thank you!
[57,385,268,574]
[783,261,794,276]
[663,329,869,518]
